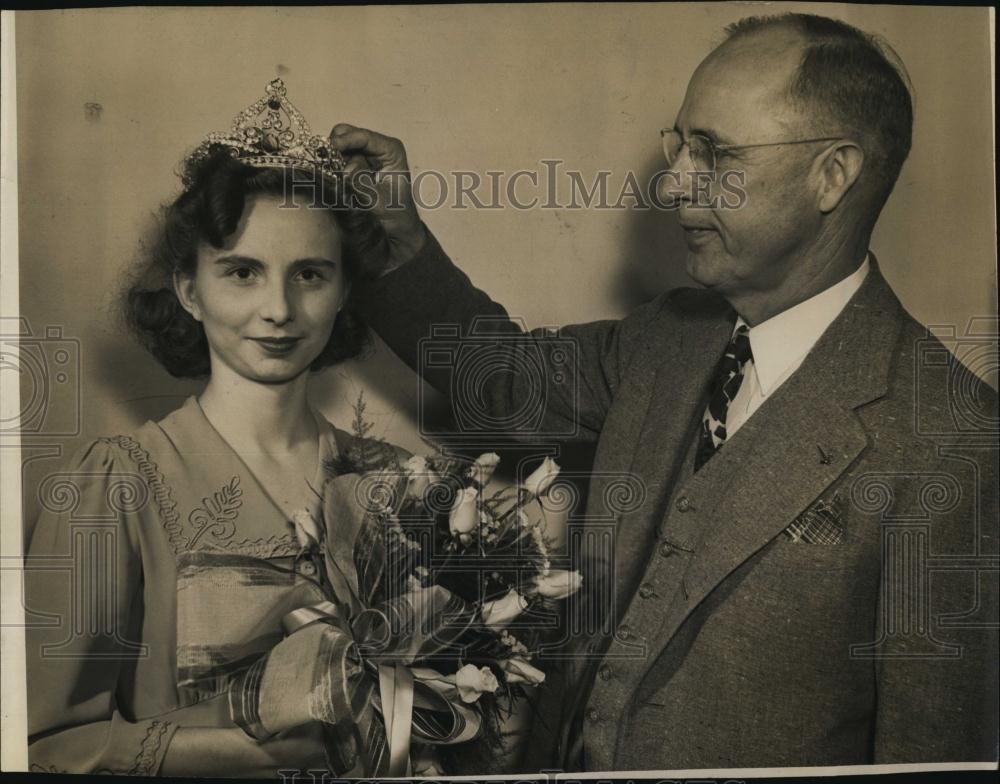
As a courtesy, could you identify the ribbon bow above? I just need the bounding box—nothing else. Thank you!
[232,586,483,776]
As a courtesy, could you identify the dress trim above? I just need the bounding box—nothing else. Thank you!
[128,719,172,776]
[101,436,189,553]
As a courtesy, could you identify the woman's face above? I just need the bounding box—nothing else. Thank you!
[176,193,348,385]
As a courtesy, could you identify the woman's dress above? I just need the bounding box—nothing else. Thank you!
[25,396,358,775]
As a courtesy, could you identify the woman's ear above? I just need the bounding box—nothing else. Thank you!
[173,270,203,322]
[339,280,352,313]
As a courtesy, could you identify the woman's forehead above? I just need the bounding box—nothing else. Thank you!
[207,193,342,261]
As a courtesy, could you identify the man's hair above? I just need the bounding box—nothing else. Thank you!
[726,13,913,213]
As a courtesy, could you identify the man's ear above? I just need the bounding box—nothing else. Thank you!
[815,141,865,213]
[173,271,203,322]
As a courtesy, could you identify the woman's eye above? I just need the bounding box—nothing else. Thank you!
[227,267,256,281]
[297,268,326,283]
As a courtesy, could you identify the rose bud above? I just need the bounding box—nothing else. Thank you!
[403,455,436,500]
[500,657,546,685]
[454,663,500,703]
[533,569,583,600]
[481,588,528,629]
[449,487,479,537]
[469,452,501,487]
[521,456,560,497]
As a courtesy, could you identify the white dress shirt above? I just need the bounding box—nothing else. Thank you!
[725,256,870,438]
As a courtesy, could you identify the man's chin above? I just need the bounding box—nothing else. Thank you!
[685,251,724,289]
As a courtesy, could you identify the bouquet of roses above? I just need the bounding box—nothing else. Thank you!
[237,397,583,777]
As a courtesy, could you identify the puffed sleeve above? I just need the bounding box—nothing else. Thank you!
[24,439,178,776]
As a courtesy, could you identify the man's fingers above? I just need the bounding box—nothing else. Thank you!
[342,156,368,179]
[330,122,358,137]
[329,125,404,163]
[329,127,370,152]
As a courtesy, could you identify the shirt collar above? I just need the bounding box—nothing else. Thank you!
[737,255,871,397]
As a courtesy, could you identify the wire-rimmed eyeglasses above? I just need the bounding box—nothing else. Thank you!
[660,128,842,172]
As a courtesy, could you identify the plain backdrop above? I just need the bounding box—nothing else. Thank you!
[13,3,997,531]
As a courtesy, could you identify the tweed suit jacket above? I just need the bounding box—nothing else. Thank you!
[352,230,999,771]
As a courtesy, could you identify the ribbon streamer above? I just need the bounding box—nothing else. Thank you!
[380,663,414,776]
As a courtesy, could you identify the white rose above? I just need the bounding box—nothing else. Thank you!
[469,452,501,487]
[449,487,479,537]
[500,657,546,685]
[533,569,583,600]
[291,508,322,550]
[481,588,528,629]
[403,455,436,500]
[521,457,560,497]
[454,663,500,703]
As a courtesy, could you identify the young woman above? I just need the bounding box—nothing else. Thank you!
[23,84,404,777]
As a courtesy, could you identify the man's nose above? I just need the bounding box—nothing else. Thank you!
[673,142,702,189]
[259,280,294,325]
[660,144,699,206]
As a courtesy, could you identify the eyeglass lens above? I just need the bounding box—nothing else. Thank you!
[662,130,714,171]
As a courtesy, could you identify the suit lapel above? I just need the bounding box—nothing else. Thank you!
[609,297,735,621]
[642,258,905,660]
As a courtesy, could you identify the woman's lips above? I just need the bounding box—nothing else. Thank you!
[250,337,302,355]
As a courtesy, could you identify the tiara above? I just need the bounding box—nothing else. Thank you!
[184,78,346,185]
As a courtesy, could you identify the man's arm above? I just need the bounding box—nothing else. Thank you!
[352,226,663,441]
[872,439,999,762]
[332,125,663,441]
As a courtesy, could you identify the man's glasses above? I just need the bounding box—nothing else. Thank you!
[660,128,842,172]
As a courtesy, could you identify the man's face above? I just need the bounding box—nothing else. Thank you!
[670,31,827,303]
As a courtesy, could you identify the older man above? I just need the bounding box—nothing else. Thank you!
[332,13,998,770]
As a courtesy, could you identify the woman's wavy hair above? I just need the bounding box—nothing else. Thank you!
[123,145,389,378]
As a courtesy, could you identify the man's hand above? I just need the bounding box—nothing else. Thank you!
[329,124,427,274]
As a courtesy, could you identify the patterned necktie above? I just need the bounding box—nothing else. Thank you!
[694,323,753,471]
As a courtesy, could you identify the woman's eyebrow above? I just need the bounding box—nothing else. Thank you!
[212,255,337,269]
[213,254,263,268]
[289,257,339,271]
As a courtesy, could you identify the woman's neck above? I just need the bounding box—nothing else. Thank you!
[197,364,316,456]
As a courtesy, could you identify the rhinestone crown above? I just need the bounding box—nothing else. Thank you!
[184,78,345,185]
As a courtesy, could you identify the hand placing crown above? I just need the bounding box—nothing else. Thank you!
[184,78,346,185]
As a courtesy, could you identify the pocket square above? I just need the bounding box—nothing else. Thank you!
[784,494,845,544]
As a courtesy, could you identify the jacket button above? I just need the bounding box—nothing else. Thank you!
[616,623,631,640]
[586,707,601,723]
[638,583,654,599]
[598,665,614,681]
[659,541,675,558]
[676,496,691,512]
[299,560,317,576]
